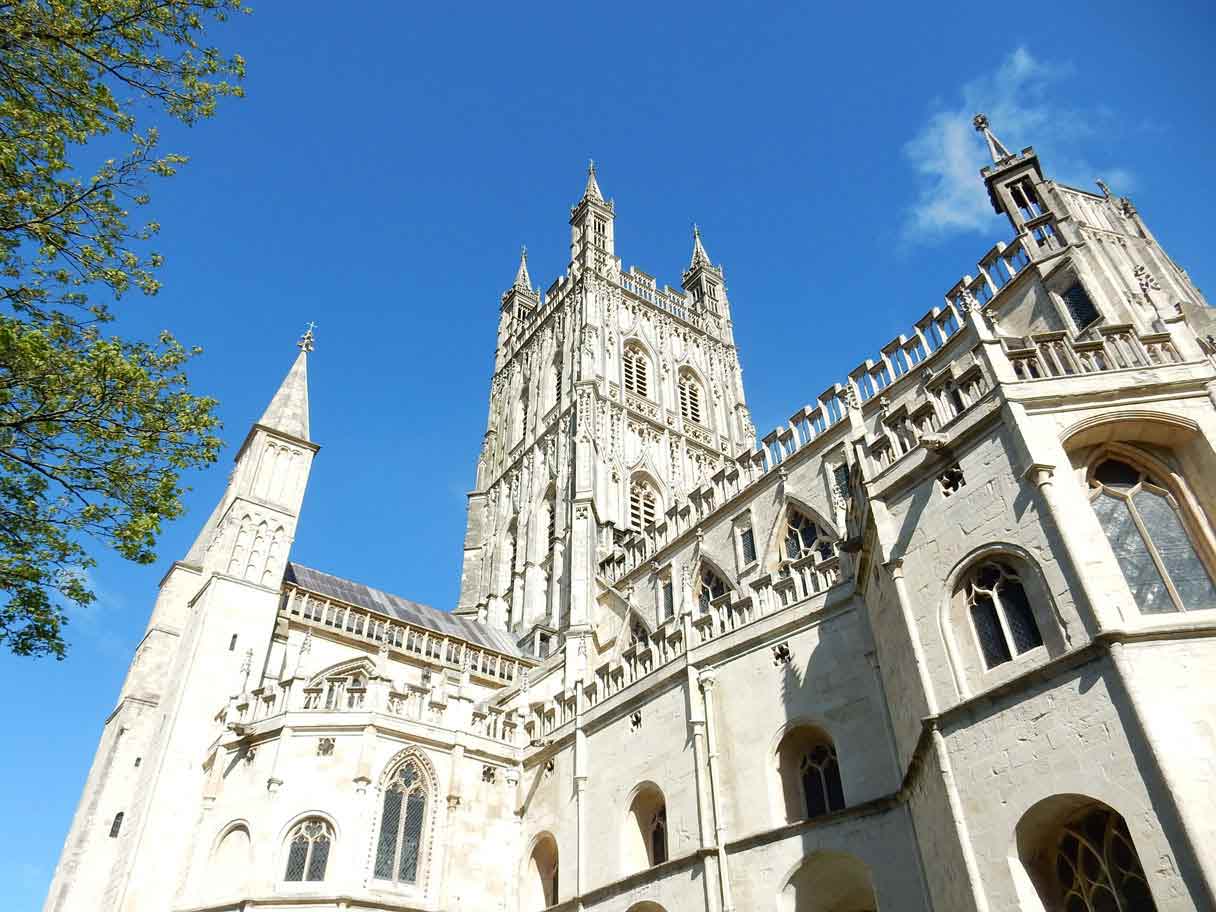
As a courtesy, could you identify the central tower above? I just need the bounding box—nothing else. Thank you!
[455,165,755,654]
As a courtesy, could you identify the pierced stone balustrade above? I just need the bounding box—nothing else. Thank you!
[1005,326,1181,380]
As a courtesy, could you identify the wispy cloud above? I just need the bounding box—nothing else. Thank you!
[63,567,130,659]
[901,48,1138,244]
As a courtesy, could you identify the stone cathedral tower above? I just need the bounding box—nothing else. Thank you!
[46,122,1216,912]
[456,164,754,657]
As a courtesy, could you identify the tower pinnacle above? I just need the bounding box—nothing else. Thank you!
[973,113,1013,164]
[513,245,533,292]
[583,158,604,203]
[689,223,713,271]
[259,333,312,441]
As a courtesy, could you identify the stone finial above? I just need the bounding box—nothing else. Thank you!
[512,245,533,292]
[973,112,1014,164]
[298,322,316,353]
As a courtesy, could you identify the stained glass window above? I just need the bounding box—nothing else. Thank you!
[740,527,757,564]
[374,759,428,884]
[283,818,333,882]
[1089,457,1216,614]
[800,742,844,819]
[961,560,1043,669]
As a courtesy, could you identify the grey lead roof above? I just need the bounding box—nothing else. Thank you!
[284,562,521,657]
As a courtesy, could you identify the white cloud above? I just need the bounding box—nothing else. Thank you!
[901,48,1135,244]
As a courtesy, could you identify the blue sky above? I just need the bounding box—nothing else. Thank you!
[6,1,1215,904]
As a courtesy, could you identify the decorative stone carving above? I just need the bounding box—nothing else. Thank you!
[939,464,966,496]
[772,642,793,666]
[317,737,335,757]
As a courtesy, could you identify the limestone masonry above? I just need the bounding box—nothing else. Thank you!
[45,118,1216,912]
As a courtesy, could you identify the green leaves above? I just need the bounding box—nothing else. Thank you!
[0,1,247,658]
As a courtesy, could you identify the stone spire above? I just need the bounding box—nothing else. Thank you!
[973,113,1013,164]
[689,224,712,271]
[513,245,533,292]
[583,159,604,204]
[258,327,313,441]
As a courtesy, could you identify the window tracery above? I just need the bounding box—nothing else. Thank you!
[284,818,332,882]
[783,509,835,563]
[374,758,429,885]
[959,560,1043,669]
[776,727,845,823]
[799,742,844,819]
[1087,455,1216,614]
[1040,807,1152,912]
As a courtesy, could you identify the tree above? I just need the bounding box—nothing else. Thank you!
[0,1,248,658]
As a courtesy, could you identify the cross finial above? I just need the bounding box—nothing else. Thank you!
[298,322,317,353]
[588,158,596,174]
[972,112,1013,164]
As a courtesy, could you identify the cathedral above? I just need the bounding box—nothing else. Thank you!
[45,116,1216,912]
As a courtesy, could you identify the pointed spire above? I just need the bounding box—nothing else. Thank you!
[513,245,533,292]
[258,328,312,441]
[973,113,1013,164]
[583,158,604,203]
[689,223,712,271]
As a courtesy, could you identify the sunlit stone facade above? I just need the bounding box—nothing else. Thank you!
[46,121,1216,912]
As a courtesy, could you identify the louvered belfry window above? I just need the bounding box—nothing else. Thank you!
[374,760,428,884]
[623,345,649,398]
[678,372,702,424]
[630,478,658,530]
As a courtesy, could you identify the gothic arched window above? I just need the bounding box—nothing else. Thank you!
[697,564,728,613]
[959,560,1043,669]
[623,344,650,399]
[283,818,333,882]
[624,786,668,872]
[374,758,429,885]
[1019,800,1157,912]
[629,476,659,531]
[527,834,559,908]
[678,371,702,425]
[777,727,845,822]
[1087,456,1216,614]
[783,509,835,563]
